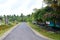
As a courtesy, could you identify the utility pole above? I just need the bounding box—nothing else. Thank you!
[42,0,43,9]
[5,16,9,25]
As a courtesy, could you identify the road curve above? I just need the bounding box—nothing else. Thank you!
[3,22,48,40]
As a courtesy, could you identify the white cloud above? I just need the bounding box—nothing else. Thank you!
[0,0,46,16]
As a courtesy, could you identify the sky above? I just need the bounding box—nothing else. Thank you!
[0,0,46,16]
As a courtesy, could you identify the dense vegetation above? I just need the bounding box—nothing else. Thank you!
[26,1,60,40]
[26,0,60,29]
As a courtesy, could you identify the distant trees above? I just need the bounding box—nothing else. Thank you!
[26,14,31,22]
[0,14,24,25]
[20,13,26,22]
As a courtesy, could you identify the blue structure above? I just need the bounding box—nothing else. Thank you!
[48,21,60,28]
[48,21,54,27]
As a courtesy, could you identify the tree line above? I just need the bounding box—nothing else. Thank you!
[0,14,25,25]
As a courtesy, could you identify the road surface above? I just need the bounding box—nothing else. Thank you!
[3,22,48,40]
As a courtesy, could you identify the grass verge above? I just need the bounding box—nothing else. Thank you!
[28,22,60,40]
[0,23,17,36]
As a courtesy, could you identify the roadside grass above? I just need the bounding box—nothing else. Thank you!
[0,22,17,36]
[28,22,60,40]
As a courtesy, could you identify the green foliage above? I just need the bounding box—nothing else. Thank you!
[26,6,54,22]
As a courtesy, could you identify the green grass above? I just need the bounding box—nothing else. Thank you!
[28,22,60,40]
[0,23,17,36]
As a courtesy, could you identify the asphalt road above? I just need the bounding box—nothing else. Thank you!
[3,22,48,40]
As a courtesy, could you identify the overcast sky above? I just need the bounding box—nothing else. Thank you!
[0,0,46,16]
